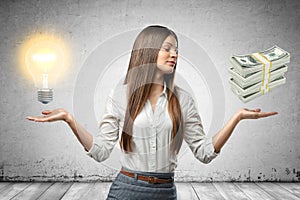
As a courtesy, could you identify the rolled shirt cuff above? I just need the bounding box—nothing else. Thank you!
[204,137,220,160]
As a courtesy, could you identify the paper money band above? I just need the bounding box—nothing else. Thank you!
[251,52,272,94]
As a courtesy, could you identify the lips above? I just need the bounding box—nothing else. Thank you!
[167,61,176,66]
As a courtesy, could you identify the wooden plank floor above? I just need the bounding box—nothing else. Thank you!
[0,182,299,200]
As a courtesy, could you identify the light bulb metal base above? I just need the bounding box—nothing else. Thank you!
[38,88,53,104]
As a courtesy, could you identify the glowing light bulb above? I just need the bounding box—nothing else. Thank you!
[21,34,68,104]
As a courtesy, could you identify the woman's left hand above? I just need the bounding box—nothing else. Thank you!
[212,108,278,153]
[237,108,278,121]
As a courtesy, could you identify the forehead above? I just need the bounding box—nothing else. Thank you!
[162,35,177,47]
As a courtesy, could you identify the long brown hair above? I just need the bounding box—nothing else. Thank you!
[120,25,184,154]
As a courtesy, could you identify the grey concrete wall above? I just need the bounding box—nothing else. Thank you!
[0,0,299,182]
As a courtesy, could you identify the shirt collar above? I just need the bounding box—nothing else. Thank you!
[161,81,167,97]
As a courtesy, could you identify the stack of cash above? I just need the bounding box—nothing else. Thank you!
[228,46,290,102]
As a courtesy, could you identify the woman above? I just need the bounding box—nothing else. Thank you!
[27,25,277,200]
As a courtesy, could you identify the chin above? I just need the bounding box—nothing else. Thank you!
[165,69,174,74]
[157,65,175,74]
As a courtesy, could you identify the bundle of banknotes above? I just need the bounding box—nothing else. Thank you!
[228,46,290,102]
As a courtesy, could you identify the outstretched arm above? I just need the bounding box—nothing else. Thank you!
[212,108,278,153]
[26,109,93,151]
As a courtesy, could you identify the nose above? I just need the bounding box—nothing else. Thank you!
[170,49,178,58]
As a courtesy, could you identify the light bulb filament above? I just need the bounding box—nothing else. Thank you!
[42,73,48,88]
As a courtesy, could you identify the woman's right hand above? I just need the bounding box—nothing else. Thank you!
[26,108,72,123]
[27,109,93,151]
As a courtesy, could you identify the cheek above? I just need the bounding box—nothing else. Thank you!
[157,52,168,62]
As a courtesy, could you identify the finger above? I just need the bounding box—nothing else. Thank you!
[26,116,35,121]
[34,117,52,122]
[244,108,261,112]
[26,116,49,122]
[42,110,52,115]
[249,108,261,112]
[35,118,49,122]
[258,111,278,118]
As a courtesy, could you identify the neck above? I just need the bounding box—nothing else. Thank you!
[153,70,164,85]
[150,73,164,96]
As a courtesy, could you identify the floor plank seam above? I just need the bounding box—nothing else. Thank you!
[83,182,97,198]
[9,182,33,200]
[233,182,252,200]
[59,182,74,200]
[190,183,200,200]
[274,182,300,199]
[254,182,278,200]
[211,182,225,200]
[35,182,55,200]
[212,182,227,200]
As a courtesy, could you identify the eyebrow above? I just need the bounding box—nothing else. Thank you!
[163,42,178,48]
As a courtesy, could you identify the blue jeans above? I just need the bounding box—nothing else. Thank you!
[106,168,176,200]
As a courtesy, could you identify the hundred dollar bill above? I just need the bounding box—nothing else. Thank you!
[230,76,286,103]
[229,76,286,98]
[230,45,290,77]
[230,88,262,103]
[228,65,288,88]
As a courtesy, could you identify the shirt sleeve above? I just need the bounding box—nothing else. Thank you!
[86,88,120,162]
[183,96,219,164]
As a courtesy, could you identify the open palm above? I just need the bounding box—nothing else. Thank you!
[26,109,69,122]
[238,108,278,120]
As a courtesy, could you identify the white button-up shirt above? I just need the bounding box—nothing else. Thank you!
[87,82,219,173]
